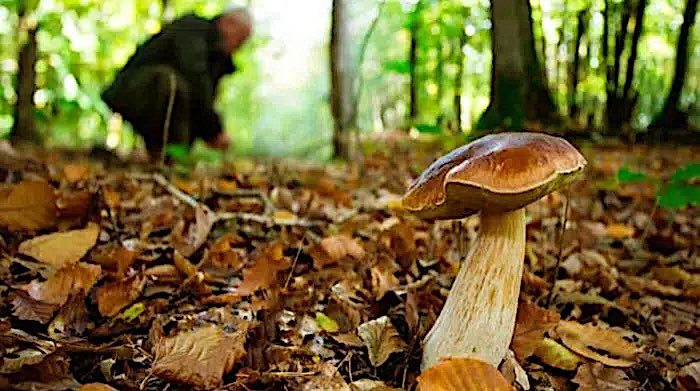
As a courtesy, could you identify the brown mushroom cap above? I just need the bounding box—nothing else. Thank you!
[402,132,587,220]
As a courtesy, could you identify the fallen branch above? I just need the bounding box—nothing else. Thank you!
[215,211,320,227]
[215,188,275,214]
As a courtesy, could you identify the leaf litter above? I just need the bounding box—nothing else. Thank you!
[0,139,697,390]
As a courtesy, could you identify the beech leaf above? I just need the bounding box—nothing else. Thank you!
[556,321,638,367]
[23,263,102,306]
[357,316,407,367]
[511,302,560,362]
[18,223,100,267]
[417,357,515,391]
[572,362,639,390]
[96,275,145,317]
[533,337,582,371]
[0,180,57,232]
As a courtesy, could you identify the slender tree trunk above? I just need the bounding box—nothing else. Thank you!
[606,0,633,131]
[408,1,422,124]
[650,0,698,129]
[621,0,647,122]
[477,0,558,132]
[570,11,586,119]
[453,6,468,133]
[330,0,352,159]
[11,5,40,144]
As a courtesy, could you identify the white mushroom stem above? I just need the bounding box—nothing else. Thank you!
[421,207,526,370]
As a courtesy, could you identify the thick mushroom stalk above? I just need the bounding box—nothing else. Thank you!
[421,208,525,370]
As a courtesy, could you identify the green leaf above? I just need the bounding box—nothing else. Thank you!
[119,302,145,322]
[670,163,700,183]
[617,167,648,183]
[165,144,190,161]
[657,183,700,209]
[383,60,411,74]
[414,123,442,134]
[315,312,339,333]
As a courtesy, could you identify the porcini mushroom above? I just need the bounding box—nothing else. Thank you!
[401,132,587,370]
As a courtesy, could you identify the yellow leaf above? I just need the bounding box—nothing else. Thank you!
[77,383,119,391]
[533,337,582,371]
[0,180,57,231]
[605,223,635,239]
[417,357,515,391]
[556,321,638,367]
[315,312,340,333]
[18,223,100,267]
[62,164,90,183]
[273,209,298,224]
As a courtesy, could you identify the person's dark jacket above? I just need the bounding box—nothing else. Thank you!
[102,13,236,141]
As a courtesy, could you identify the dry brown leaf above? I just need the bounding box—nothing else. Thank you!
[499,350,530,390]
[605,223,635,239]
[302,362,350,391]
[370,262,400,300]
[350,379,403,390]
[677,361,700,391]
[556,321,638,367]
[9,290,57,324]
[174,250,198,278]
[236,242,290,295]
[96,275,144,317]
[0,352,79,390]
[151,324,248,389]
[511,302,561,362]
[0,180,57,231]
[533,337,582,371]
[56,190,92,219]
[62,163,90,183]
[77,383,119,391]
[49,291,89,337]
[417,357,515,391]
[18,222,100,267]
[313,235,365,267]
[23,263,102,306]
[572,362,639,390]
[357,316,407,367]
[171,205,215,257]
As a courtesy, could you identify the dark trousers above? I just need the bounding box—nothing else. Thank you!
[102,65,193,157]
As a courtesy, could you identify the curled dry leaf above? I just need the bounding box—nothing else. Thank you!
[417,357,515,391]
[23,263,102,306]
[556,321,638,367]
[313,235,366,268]
[96,275,145,317]
[511,302,560,362]
[357,316,407,367]
[533,337,582,371]
[499,350,530,390]
[9,290,57,324]
[18,222,100,267]
[49,291,89,337]
[0,180,57,232]
[171,205,215,257]
[572,362,639,391]
[151,324,248,389]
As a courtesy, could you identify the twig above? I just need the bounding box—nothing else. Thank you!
[152,173,200,208]
[215,188,276,214]
[215,211,321,227]
[159,71,177,169]
[545,187,571,308]
[285,239,304,288]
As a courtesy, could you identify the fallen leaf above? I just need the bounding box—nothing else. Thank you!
[652,266,694,288]
[556,321,638,367]
[77,384,119,391]
[370,262,400,300]
[315,312,340,333]
[171,205,215,257]
[56,190,92,219]
[151,324,248,389]
[119,302,145,322]
[9,290,57,323]
[417,357,515,390]
[0,353,79,391]
[236,242,290,295]
[0,180,57,231]
[63,163,90,183]
[49,291,89,338]
[357,316,407,367]
[23,263,102,306]
[313,235,365,267]
[677,361,700,391]
[302,361,350,391]
[96,275,144,317]
[572,362,639,390]
[350,379,403,390]
[273,209,298,224]
[605,223,635,239]
[511,302,561,361]
[499,350,530,390]
[533,337,582,371]
[173,250,198,278]
[18,222,100,267]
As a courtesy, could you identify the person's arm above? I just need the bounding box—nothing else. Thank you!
[171,19,222,141]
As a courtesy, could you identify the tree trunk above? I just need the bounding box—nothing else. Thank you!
[621,0,647,116]
[606,0,633,131]
[330,0,354,160]
[476,0,559,132]
[569,11,586,120]
[11,7,40,144]
[649,0,698,129]
[408,1,422,124]
[453,6,468,133]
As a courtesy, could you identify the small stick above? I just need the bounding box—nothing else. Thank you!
[545,187,571,308]
[152,173,199,209]
[215,188,276,214]
[284,239,304,288]
[159,72,177,169]
[215,211,320,227]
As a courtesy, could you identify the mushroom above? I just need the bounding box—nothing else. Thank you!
[401,132,587,370]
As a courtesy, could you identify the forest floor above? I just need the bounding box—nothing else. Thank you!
[0,135,698,391]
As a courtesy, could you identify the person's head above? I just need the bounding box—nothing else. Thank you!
[215,7,252,55]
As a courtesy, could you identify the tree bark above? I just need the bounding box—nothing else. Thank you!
[476,0,559,132]
[453,6,468,133]
[11,6,40,144]
[621,0,647,108]
[649,0,698,129]
[330,0,353,159]
[408,1,422,124]
[570,11,586,119]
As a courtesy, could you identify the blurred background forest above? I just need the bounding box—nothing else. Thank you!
[1,0,698,160]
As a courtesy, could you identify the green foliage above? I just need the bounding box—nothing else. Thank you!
[616,163,700,209]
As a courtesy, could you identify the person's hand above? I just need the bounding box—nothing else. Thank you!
[206,132,232,150]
